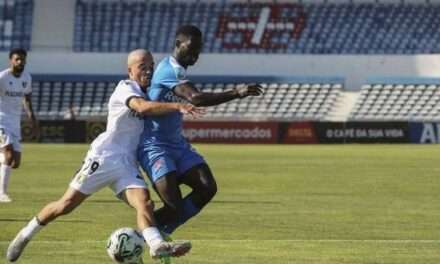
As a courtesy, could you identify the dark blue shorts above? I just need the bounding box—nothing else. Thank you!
[138,142,205,183]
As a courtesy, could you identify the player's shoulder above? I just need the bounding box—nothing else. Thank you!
[114,79,144,96]
[155,56,186,80]
[22,70,31,81]
[116,79,138,90]
[0,68,10,79]
[155,56,174,73]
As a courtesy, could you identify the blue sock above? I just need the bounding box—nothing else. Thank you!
[162,197,201,234]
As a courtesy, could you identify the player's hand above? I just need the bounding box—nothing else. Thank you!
[236,83,263,98]
[178,104,206,119]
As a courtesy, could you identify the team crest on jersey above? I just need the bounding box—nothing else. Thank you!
[22,82,27,88]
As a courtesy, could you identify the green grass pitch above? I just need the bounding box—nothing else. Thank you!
[0,144,440,264]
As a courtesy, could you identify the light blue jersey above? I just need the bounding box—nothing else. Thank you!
[138,56,205,182]
[142,56,189,145]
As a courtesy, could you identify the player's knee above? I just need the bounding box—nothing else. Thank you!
[134,196,155,214]
[3,151,14,166]
[196,177,217,204]
[204,180,217,202]
[144,199,154,212]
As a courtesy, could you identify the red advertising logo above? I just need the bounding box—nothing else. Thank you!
[217,4,306,49]
[183,121,279,144]
[283,122,317,144]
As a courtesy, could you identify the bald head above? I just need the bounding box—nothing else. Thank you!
[127,49,154,90]
[127,49,152,67]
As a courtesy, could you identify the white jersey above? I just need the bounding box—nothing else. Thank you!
[90,80,146,161]
[0,68,32,138]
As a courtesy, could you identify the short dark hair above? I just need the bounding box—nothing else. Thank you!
[9,48,27,59]
[176,25,202,39]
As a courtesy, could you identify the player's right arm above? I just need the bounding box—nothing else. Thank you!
[173,82,263,107]
[127,97,203,118]
[0,72,6,94]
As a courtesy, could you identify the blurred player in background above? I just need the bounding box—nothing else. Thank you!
[0,48,38,203]
[137,25,263,235]
[6,49,202,263]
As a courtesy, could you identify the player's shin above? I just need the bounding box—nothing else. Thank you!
[0,164,11,194]
[161,197,201,234]
[21,217,45,240]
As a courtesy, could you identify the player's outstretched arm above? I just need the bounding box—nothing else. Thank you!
[174,82,263,107]
[128,97,204,117]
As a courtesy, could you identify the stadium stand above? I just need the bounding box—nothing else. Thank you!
[73,0,440,54]
[32,77,116,120]
[0,0,33,51]
[349,79,440,122]
[30,75,343,121]
[200,82,342,121]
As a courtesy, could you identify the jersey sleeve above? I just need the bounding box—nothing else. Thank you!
[114,81,144,108]
[156,62,189,90]
[24,74,32,95]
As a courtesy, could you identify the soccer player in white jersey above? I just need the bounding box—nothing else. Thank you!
[0,48,38,203]
[6,49,201,262]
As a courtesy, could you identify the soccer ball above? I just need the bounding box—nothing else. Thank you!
[106,227,145,264]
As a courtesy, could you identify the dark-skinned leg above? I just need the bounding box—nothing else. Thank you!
[154,163,217,234]
[153,171,185,232]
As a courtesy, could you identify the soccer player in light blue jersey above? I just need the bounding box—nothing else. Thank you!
[138,25,263,235]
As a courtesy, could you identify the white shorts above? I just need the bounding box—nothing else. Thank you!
[69,152,147,195]
[0,128,21,152]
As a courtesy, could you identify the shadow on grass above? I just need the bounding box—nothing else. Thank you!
[211,200,280,204]
[86,199,120,204]
[85,199,281,205]
[0,218,92,223]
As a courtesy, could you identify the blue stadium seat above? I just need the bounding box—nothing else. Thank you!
[72,1,440,54]
[0,0,33,51]
[30,75,343,121]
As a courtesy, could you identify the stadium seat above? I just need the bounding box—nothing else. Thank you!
[31,75,343,121]
[73,1,440,54]
[349,81,440,121]
[0,0,33,51]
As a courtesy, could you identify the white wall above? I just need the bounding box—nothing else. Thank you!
[31,0,75,51]
[1,52,439,90]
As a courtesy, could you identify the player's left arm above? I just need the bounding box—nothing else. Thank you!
[23,94,37,123]
[173,82,263,107]
[23,94,39,137]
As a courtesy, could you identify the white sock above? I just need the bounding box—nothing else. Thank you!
[21,217,44,239]
[142,227,164,248]
[0,153,4,163]
[0,164,11,194]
